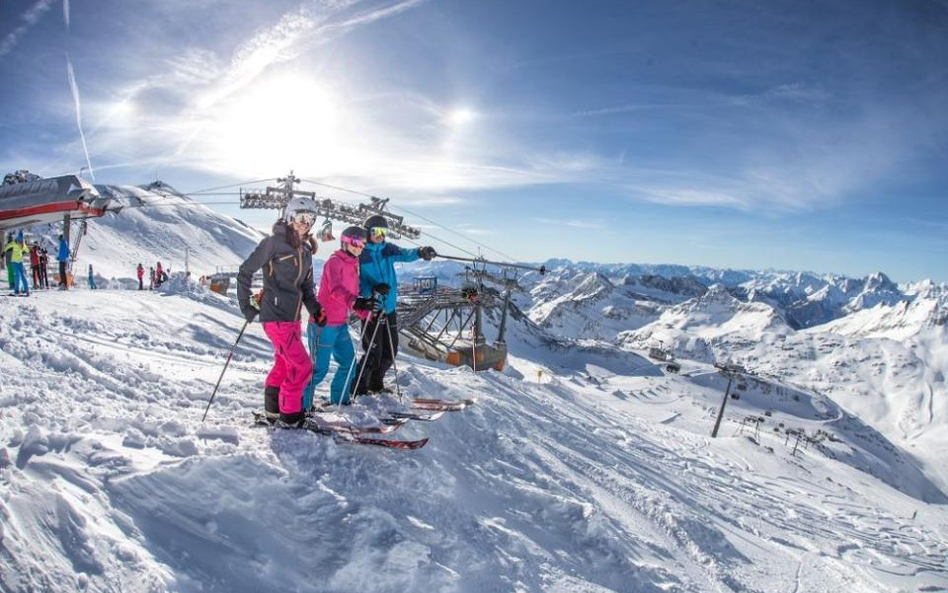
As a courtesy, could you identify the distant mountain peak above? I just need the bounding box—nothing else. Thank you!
[864,271,897,291]
[140,180,188,199]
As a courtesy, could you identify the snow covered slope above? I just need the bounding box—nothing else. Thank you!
[617,294,948,495]
[25,181,264,282]
[1,285,946,592]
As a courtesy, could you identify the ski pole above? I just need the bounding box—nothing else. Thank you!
[382,316,403,402]
[202,319,250,423]
[305,320,323,410]
[349,309,384,407]
[339,293,383,405]
[341,294,381,405]
[436,254,547,275]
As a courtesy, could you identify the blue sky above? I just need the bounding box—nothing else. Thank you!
[1,0,947,282]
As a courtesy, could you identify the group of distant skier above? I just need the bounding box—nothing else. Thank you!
[236,198,437,427]
[136,261,168,290]
[2,232,74,295]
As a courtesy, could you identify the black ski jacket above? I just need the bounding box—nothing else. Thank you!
[237,221,321,323]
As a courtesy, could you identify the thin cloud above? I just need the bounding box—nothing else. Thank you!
[729,82,831,107]
[531,217,603,229]
[66,58,95,181]
[572,103,697,117]
[0,0,57,59]
[195,0,432,112]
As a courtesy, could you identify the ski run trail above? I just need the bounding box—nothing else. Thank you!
[0,282,946,593]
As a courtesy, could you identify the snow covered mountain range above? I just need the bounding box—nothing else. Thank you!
[503,263,948,490]
[1,184,946,592]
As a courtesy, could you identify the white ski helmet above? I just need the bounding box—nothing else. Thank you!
[283,197,319,227]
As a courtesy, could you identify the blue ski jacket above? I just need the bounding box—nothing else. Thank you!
[358,241,420,313]
[57,238,69,262]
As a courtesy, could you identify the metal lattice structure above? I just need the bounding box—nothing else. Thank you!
[395,257,543,372]
[239,172,420,239]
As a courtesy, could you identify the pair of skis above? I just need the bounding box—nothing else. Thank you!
[409,397,476,412]
[250,396,475,450]
[251,410,428,450]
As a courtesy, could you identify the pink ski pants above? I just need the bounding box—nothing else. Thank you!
[262,321,313,415]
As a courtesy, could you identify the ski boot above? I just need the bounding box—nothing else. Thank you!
[275,410,306,429]
[264,385,280,421]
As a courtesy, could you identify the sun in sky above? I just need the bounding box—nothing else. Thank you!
[204,75,340,175]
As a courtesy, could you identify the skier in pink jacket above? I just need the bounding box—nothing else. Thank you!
[303,226,380,407]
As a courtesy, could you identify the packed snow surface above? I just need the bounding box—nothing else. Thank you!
[1,285,946,593]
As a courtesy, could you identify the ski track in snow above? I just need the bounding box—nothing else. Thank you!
[0,288,947,592]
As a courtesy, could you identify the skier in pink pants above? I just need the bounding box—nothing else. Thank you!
[236,197,326,427]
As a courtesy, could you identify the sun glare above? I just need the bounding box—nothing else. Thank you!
[211,76,340,173]
[446,108,475,126]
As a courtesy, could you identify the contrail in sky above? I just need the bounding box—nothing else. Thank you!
[63,0,70,30]
[67,57,95,181]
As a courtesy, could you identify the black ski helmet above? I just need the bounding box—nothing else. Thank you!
[363,214,388,232]
[340,226,368,248]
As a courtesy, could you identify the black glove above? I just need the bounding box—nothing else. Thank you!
[373,283,390,296]
[418,246,437,261]
[243,307,258,322]
[309,307,327,327]
[353,297,381,313]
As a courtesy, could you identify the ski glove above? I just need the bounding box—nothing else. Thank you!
[373,283,390,296]
[309,308,327,327]
[244,290,263,322]
[353,297,381,313]
[419,246,437,261]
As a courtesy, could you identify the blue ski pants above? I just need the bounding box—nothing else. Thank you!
[12,263,28,295]
[303,322,355,407]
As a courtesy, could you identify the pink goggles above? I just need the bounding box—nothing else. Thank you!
[341,235,365,248]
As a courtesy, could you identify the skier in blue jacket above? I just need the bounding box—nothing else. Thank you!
[57,235,70,290]
[352,215,436,395]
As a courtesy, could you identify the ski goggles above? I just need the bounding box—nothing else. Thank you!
[294,211,318,227]
[370,227,387,238]
[341,235,366,249]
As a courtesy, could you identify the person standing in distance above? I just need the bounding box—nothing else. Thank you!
[237,197,325,426]
[352,215,437,395]
[57,235,70,290]
[38,245,50,289]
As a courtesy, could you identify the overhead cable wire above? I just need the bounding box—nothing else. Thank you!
[116,201,243,209]
[185,178,277,195]
[298,177,519,263]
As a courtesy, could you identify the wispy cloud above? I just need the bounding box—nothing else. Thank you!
[729,82,831,107]
[455,223,494,236]
[66,58,95,181]
[63,0,70,30]
[0,0,57,59]
[572,103,698,117]
[194,0,431,112]
[531,217,603,229]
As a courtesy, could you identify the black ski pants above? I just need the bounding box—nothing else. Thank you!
[353,311,399,395]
